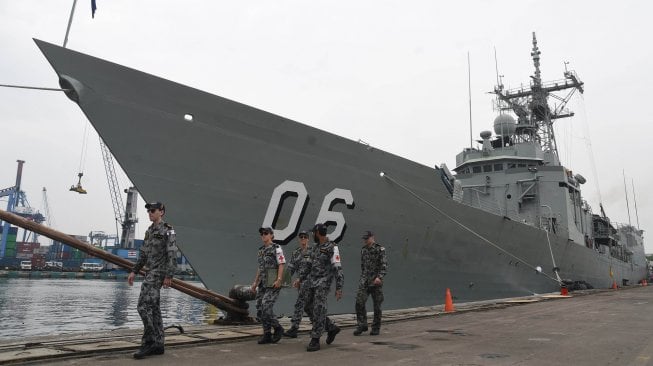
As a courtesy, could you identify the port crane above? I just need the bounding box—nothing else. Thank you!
[0,160,46,257]
[99,138,138,249]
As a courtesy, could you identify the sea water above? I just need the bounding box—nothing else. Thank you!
[0,278,220,340]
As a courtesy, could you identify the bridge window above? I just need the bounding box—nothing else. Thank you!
[472,166,482,173]
[494,163,503,171]
[483,165,492,172]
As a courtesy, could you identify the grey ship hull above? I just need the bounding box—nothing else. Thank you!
[35,40,647,314]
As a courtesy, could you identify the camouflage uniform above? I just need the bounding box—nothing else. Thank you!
[255,243,285,334]
[132,221,178,349]
[287,244,313,329]
[355,242,387,332]
[305,240,344,339]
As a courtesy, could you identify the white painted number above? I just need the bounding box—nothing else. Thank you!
[262,181,354,243]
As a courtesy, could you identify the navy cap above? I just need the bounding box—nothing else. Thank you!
[362,230,374,239]
[145,202,165,211]
[312,223,327,236]
[259,227,274,234]
[298,230,309,238]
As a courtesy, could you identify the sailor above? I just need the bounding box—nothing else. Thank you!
[283,230,313,338]
[354,230,387,336]
[304,223,344,352]
[250,226,285,344]
[128,201,178,359]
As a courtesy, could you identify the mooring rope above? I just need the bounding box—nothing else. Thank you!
[0,83,70,92]
[381,172,561,285]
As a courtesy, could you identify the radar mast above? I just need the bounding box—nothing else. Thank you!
[493,32,584,165]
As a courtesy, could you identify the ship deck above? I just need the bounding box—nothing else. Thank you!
[2,286,653,365]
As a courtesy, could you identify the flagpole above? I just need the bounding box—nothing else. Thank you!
[63,0,78,48]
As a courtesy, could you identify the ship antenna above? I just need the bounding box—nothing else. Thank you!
[468,51,473,149]
[623,170,632,226]
[494,46,503,90]
[631,179,640,229]
[63,0,78,48]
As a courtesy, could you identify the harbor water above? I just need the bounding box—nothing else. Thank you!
[0,278,221,340]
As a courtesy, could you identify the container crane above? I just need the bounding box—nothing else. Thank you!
[99,138,138,249]
[1,160,45,256]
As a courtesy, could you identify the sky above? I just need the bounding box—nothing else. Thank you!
[0,1,651,252]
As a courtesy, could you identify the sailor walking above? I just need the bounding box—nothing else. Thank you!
[304,223,344,351]
[283,230,313,338]
[251,226,285,344]
[128,201,178,359]
[354,230,387,336]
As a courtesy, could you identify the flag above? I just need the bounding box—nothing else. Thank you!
[91,0,97,18]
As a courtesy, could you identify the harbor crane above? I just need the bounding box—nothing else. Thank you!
[99,138,138,249]
[1,160,45,256]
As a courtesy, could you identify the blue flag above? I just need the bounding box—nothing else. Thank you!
[91,0,97,18]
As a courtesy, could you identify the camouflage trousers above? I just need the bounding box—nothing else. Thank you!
[290,282,311,329]
[305,285,338,339]
[137,274,165,348]
[355,284,384,331]
[255,285,281,333]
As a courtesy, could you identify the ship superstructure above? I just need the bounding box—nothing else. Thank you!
[451,33,645,280]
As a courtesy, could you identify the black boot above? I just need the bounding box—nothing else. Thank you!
[258,333,273,344]
[307,337,320,352]
[283,327,299,338]
[133,346,154,359]
[370,328,380,336]
[353,326,368,336]
[272,325,284,343]
[326,325,340,344]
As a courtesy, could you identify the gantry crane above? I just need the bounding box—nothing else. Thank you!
[99,138,138,249]
[1,160,46,256]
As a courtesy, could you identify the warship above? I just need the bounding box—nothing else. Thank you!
[34,33,647,314]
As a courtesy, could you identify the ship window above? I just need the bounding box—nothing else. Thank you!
[518,164,526,168]
[463,168,470,174]
[184,113,194,122]
[494,163,503,171]
[472,166,482,173]
[508,163,516,169]
[483,165,492,172]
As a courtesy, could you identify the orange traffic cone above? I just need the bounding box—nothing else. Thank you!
[444,288,455,312]
[611,280,618,290]
[560,286,569,296]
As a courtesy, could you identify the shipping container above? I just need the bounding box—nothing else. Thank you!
[16,253,33,259]
[3,248,16,257]
[5,241,16,249]
[33,247,49,254]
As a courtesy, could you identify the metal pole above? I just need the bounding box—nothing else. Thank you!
[63,0,78,48]
[468,52,473,149]
[0,208,248,315]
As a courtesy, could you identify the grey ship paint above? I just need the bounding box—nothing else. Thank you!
[34,34,647,314]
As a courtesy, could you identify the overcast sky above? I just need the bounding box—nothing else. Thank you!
[0,1,651,252]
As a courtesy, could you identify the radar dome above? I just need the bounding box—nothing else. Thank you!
[493,114,516,136]
[480,130,492,139]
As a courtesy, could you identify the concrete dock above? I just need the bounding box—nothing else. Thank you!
[3,285,653,365]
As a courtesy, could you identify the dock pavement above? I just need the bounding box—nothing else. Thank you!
[2,285,653,365]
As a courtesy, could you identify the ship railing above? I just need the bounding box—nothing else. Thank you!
[460,187,503,217]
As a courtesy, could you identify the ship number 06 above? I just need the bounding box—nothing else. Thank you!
[261,180,354,243]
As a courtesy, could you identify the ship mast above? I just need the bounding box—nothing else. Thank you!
[493,32,585,165]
